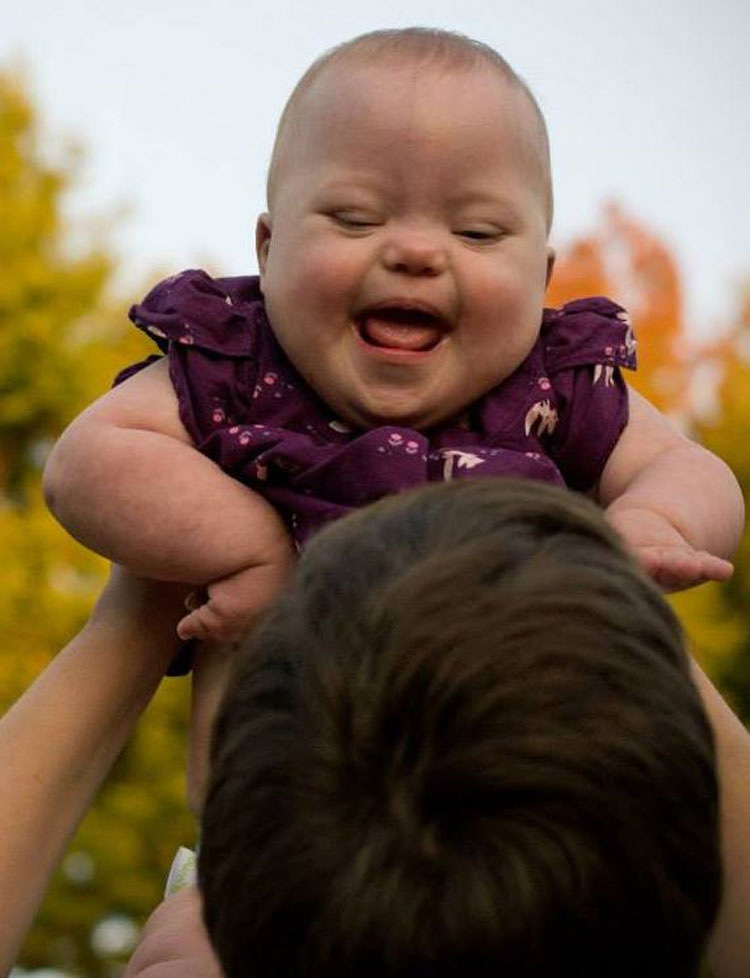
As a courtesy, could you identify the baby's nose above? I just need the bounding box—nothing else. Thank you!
[380,231,448,276]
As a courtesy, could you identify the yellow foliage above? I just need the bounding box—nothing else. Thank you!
[669,583,745,673]
[681,290,750,718]
[0,67,192,975]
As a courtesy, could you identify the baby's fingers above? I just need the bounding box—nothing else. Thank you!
[639,547,734,592]
[177,604,222,641]
[692,552,734,583]
[177,601,242,642]
[177,581,257,641]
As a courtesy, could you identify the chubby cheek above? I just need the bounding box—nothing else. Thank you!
[275,232,361,313]
[464,266,544,368]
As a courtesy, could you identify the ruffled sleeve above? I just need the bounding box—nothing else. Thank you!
[542,296,637,491]
[115,269,271,448]
[128,268,260,357]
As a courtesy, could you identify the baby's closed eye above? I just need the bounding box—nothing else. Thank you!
[453,223,507,244]
[328,211,380,231]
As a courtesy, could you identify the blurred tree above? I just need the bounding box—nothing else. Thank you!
[548,203,689,417]
[0,67,193,977]
[676,287,750,719]
[550,208,749,716]
[0,70,105,496]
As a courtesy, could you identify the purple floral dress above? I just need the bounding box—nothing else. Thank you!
[118,270,637,546]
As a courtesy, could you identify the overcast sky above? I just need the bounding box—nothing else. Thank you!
[4,0,749,337]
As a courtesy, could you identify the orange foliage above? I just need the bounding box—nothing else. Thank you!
[547,204,688,417]
[549,206,750,690]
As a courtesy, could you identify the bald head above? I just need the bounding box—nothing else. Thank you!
[266,27,554,231]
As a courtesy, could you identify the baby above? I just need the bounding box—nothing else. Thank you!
[44,31,741,652]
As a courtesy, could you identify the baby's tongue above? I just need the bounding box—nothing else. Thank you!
[361,311,443,352]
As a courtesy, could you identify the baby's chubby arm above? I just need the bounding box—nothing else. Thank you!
[44,357,291,588]
[44,357,296,639]
[598,388,744,590]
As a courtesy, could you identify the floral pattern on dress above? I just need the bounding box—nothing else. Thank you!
[120,271,637,545]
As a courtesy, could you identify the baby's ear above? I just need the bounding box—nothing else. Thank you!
[545,246,556,288]
[255,214,273,283]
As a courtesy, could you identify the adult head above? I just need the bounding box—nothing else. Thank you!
[200,478,720,978]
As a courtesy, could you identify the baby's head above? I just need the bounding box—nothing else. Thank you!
[256,29,556,430]
[200,479,720,978]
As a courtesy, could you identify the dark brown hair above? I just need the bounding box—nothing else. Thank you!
[200,479,719,978]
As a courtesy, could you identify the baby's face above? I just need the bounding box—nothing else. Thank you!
[257,61,554,430]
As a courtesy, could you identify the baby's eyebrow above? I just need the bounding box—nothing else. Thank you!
[443,188,515,208]
[315,170,387,193]
[445,190,536,223]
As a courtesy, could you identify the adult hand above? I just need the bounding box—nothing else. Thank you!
[185,540,296,814]
[0,567,189,974]
[124,888,223,978]
[92,564,190,648]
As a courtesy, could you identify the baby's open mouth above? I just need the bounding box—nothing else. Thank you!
[357,307,446,352]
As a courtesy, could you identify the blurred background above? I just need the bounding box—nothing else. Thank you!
[2,0,749,973]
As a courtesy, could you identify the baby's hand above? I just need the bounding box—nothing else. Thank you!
[606,506,734,592]
[177,552,294,642]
